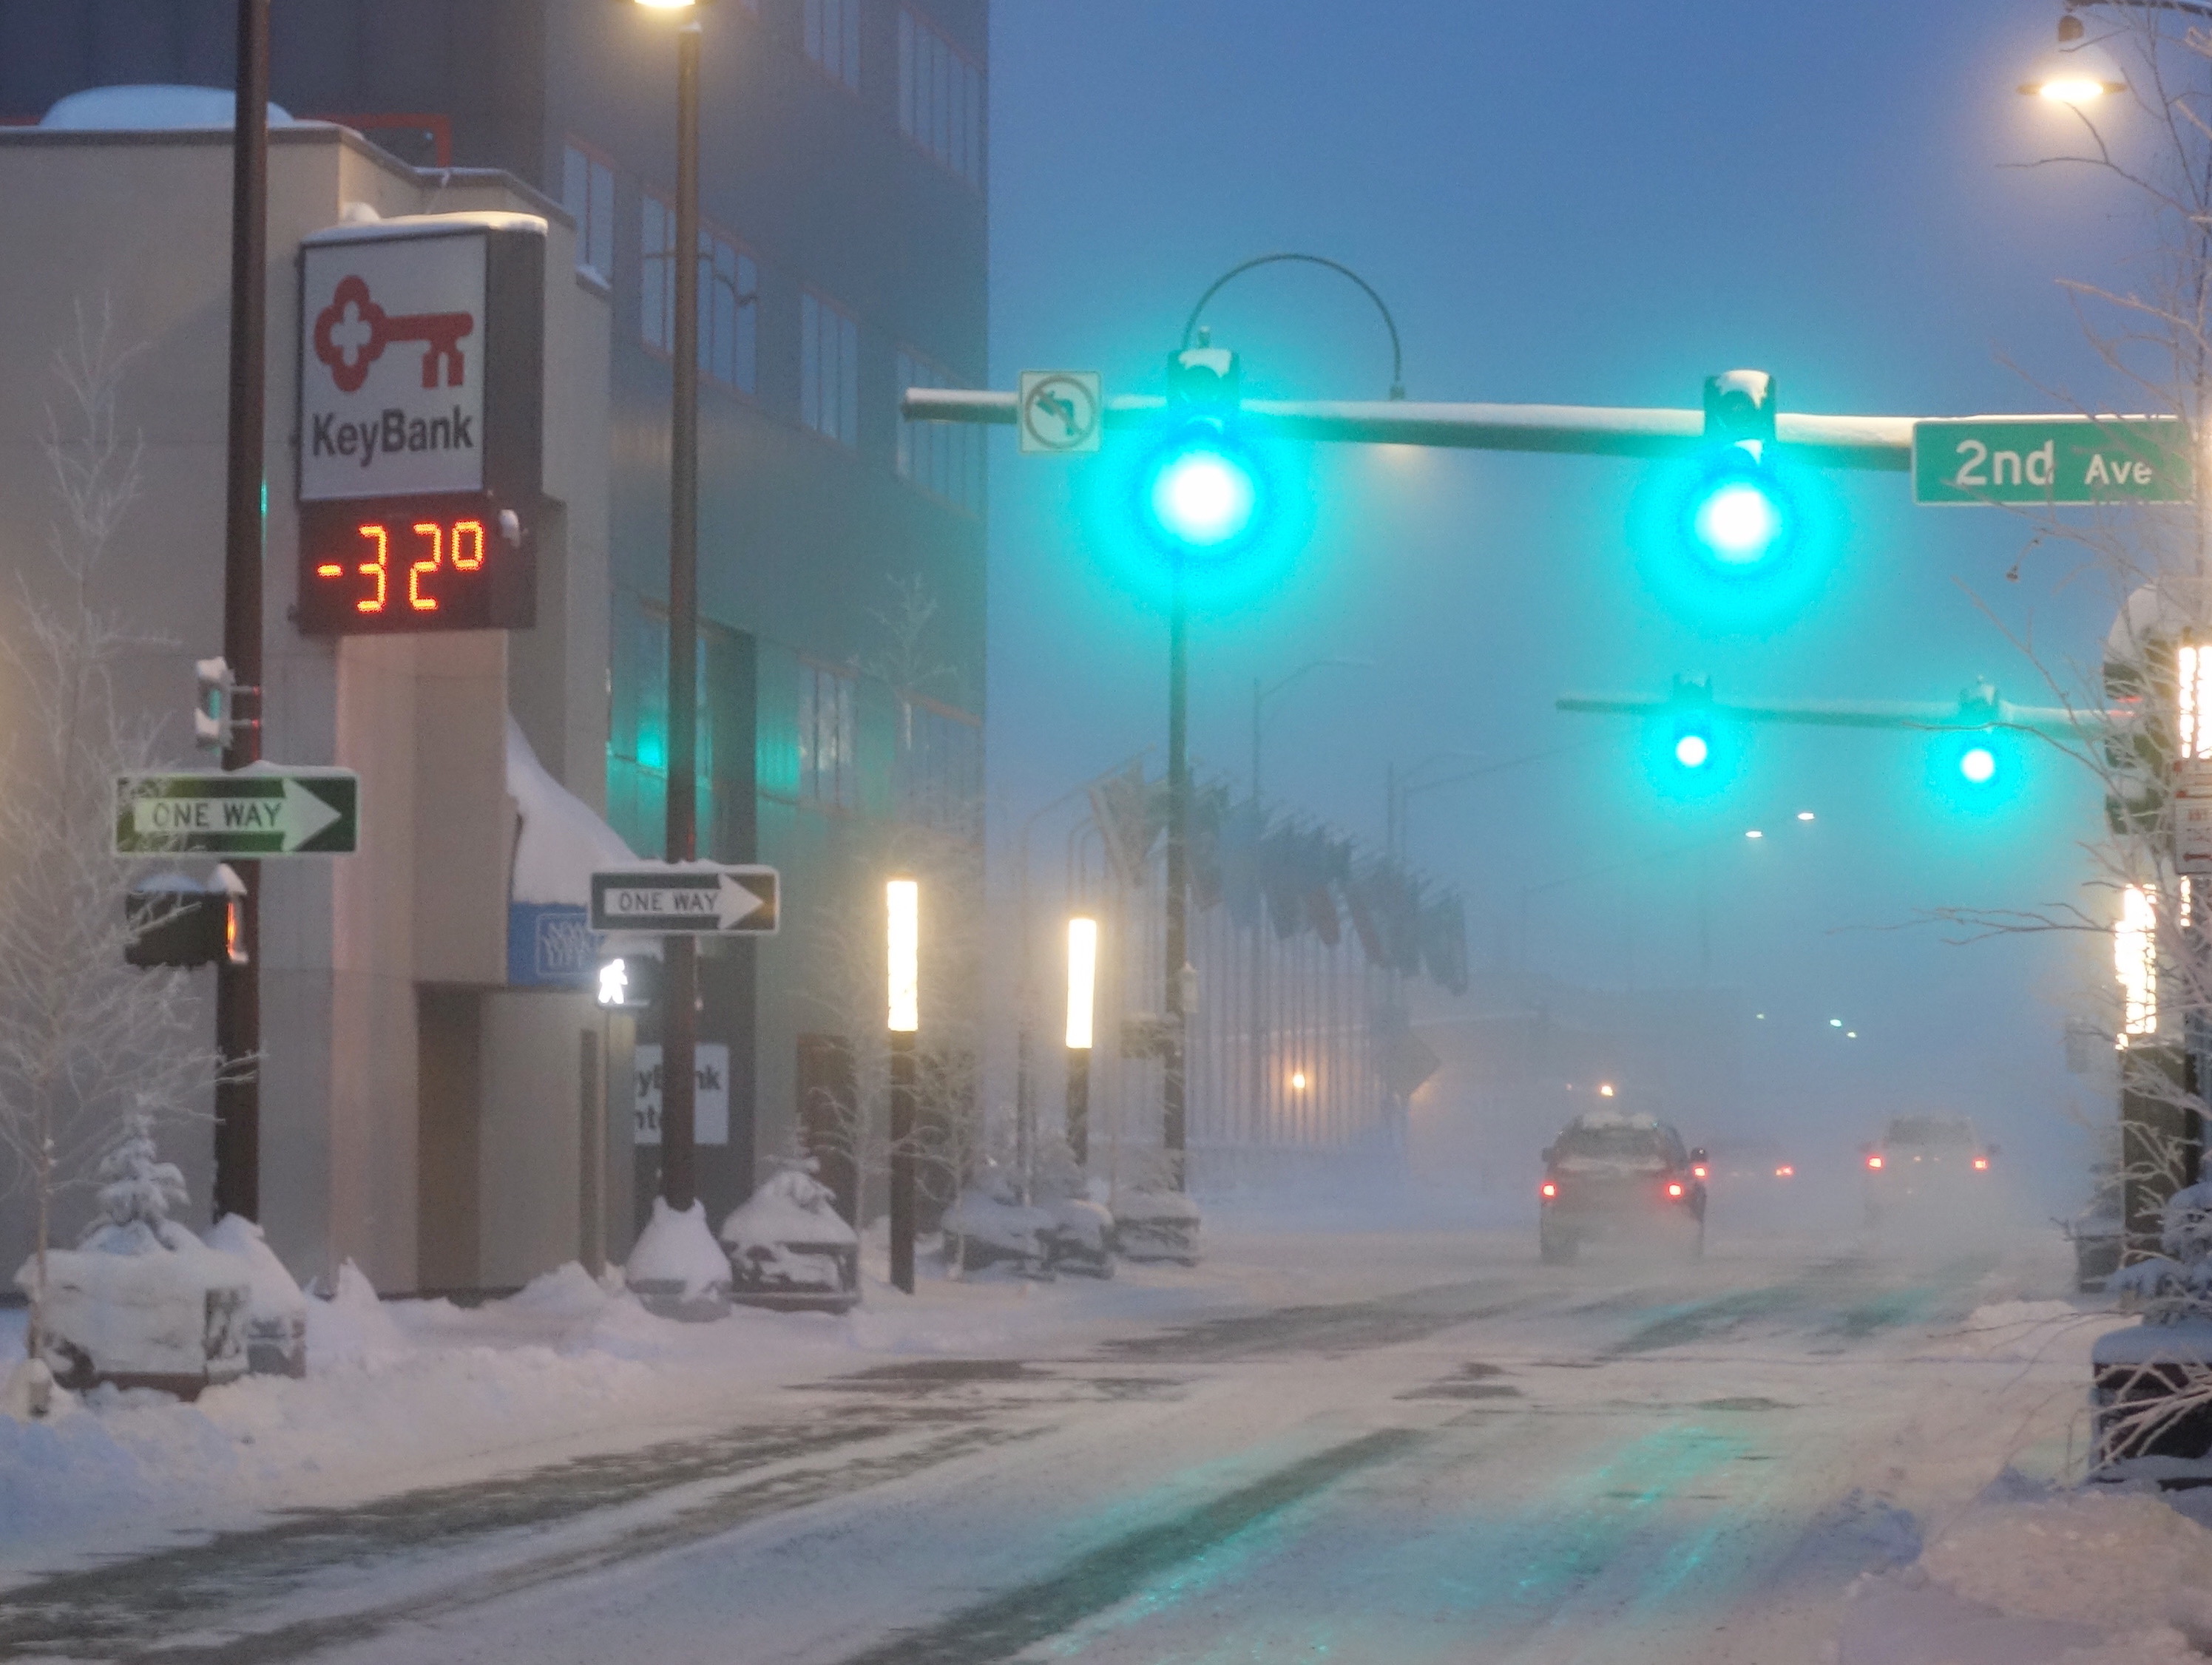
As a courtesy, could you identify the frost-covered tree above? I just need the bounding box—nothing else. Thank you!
[0,303,225,1368]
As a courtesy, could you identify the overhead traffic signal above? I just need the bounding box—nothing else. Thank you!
[1683,375,1791,570]
[1133,337,1271,560]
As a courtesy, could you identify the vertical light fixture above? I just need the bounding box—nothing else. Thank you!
[1065,917,1097,1164]
[887,878,919,1292]
[2181,641,2211,760]
[2118,883,2158,1042]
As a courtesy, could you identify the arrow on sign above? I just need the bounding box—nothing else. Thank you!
[589,865,780,935]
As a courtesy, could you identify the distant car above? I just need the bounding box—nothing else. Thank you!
[1538,1111,1707,1264]
[1861,1114,1998,1223]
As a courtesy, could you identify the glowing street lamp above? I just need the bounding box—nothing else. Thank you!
[2018,14,2128,103]
[1065,917,1097,1164]
[2117,883,2158,1042]
[887,878,919,1292]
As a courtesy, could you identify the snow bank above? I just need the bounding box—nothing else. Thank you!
[204,1215,308,1323]
[305,1261,409,1368]
[506,716,633,906]
[1921,1491,2212,1635]
[626,1198,731,1297]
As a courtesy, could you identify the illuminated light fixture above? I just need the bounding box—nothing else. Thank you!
[2019,21,2126,103]
[1776,1164,1795,1178]
[1598,1082,1615,1098]
[1959,745,1998,785]
[1830,1018,1843,1028]
[634,0,699,8]
[1867,1153,1884,1170]
[1065,916,1097,1051]
[1797,810,1815,822]
[1290,1069,1309,1091]
[2183,641,2212,760]
[1973,1156,1990,1172]
[597,958,629,1008]
[2117,883,2157,1042]
[887,878,919,1034]
[1756,1012,1766,1020]
[1666,1182,1684,1198]
[1847,1031,1858,1039]
[1692,481,1785,565]
[1674,732,1711,769]
[1745,829,1764,840]
[1691,1164,1708,1180]
[1540,1181,1557,1198]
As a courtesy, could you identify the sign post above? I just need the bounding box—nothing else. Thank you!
[1912,416,2194,506]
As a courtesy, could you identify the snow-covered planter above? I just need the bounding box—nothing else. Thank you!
[13,1110,249,1399]
[1112,1189,1202,1264]
[626,1198,731,1322]
[2091,1182,2212,1472]
[1041,1196,1117,1278]
[205,1214,308,1377]
[720,1159,859,1312]
[941,1167,1055,1278]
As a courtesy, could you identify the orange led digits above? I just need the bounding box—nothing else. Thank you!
[409,521,442,611]
[453,520,484,571]
[354,523,388,612]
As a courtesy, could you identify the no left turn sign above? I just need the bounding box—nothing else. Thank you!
[1018,370,1103,455]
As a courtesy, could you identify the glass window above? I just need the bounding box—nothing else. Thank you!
[799,662,858,810]
[641,192,675,356]
[899,7,983,188]
[643,197,758,394]
[804,0,861,92]
[895,347,984,515]
[562,142,617,281]
[801,291,859,447]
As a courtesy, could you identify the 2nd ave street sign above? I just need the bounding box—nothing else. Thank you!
[590,864,779,935]
[115,767,359,856]
[1912,416,2193,506]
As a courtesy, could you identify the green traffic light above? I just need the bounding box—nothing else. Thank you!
[1135,424,1268,559]
[1690,479,1785,566]
[1674,731,1711,768]
[1958,745,1997,784]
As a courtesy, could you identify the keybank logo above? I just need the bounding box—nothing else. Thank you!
[312,274,475,394]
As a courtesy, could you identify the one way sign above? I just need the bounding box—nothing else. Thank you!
[115,766,359,856]
[589,864,779,935]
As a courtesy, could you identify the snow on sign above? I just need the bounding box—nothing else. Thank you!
[113,767,359,857]
[634,1044,731,1145]
[1018,370,1103,455]
[296,215,545,637]
[589,865,780,935]
[1912,416,2193,506]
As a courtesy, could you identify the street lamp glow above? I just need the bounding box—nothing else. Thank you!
[2019,36,2125,103]
[1674,733,1710,768]
[1796,810,1815,821]
[1745,828,1764,839]
[1151,448,1256,549]
[634,0,699,8]
[1290,1069,1308,1091]
[1691,480,1785,566]
[1598,1082,1615,1098]
[1959,745,1998,784]
[2118,884,2157,1041]
[887,878,919,1033]
[1065,916,1097,1051]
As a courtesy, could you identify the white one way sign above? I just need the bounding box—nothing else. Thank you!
[589,864,779,935]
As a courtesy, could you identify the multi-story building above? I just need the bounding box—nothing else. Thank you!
[0,0,990,1278]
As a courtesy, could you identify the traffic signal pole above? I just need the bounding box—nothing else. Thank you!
[214,0,270,1225]
[1164,561,1189,1188]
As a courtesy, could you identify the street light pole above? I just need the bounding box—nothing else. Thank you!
[660,16,704,1214]
[887,878,919,1293]
[214,0,270,1226]
[1163,561,1190,1188]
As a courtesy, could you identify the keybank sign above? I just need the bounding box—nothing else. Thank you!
[298,215,544,503]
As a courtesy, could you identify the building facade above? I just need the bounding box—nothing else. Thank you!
[0,0,991,1263]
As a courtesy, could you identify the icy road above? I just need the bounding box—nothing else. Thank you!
[0,1228,2091,1665]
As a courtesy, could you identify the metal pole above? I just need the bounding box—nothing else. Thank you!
[1164,562,1189,1188]
[660,20,703,1213]
[1066,1046,1090,1164]
[889,1028,916,1292]
[213,0,269,1226]
[579,1027,605,1278]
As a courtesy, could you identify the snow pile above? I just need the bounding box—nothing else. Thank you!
[39,84,296,129]
[204,1215,308,1326]
[1949,1301,2092,1361]
[626,1198,732,1298]
[305,1261,410,1369]
[503,1261,618,1319]
[722,1162,858,1299]
[507,716,634,906]
[1920,1491,2212,1635]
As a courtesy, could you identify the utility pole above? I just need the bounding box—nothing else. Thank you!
[1163,561,1189,1187]
[213,0,270,1225]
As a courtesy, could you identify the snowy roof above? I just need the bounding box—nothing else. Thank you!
[40,85,296,130]
[507,716,635,907]
[1568,1110,1659,1131]
[303,211,547,246]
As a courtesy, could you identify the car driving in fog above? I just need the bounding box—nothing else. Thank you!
[1538,1110,1707,1264]
[1861,1114,1998,1224]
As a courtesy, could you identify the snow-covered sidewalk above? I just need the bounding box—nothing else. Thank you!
[0,1216,1518,1582]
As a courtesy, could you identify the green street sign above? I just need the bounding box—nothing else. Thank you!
[1912,416,2193,506]
[115,766,359,856]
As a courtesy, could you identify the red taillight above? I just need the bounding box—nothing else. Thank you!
[1973,1156,1989,1171]
[1667,1181,1684,1198]
[1776,1164,1795,1178]
[1540,1181,1556,1198]
[1867,1154,1884,1170]
[1691,1164,1708,1180]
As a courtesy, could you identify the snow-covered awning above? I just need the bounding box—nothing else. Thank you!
[507,717,633,909]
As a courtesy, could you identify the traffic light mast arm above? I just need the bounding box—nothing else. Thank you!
[1557,689,2109,736]
[902,389,1914,470]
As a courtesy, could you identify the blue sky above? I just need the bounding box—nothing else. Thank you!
[981,0,2147,1193]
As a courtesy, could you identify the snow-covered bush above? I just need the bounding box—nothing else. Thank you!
[720,1156,859,1311]
[625,1198,731,1323]
[941,1162,1055,1278]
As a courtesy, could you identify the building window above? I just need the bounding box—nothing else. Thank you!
[898,696,982,842]
[801,291,859,447]
[641,197,760,394]
[896,347,984,515]
[805,0,860,92]
[898,7,983,188]
[799,661,858,810]
[561,141,617,281]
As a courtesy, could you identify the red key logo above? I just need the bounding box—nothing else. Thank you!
[312,275,474,394]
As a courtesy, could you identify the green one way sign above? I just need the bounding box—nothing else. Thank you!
[1912,416,2193,506]
[115,767,359,856]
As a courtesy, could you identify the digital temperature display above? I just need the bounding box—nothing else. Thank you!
[297,495,534,636]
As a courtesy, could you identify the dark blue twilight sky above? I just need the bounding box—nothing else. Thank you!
[980,0,2148,1196]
